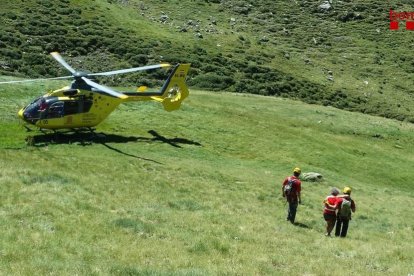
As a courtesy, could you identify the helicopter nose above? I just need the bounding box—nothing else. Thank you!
[18,108,25,120]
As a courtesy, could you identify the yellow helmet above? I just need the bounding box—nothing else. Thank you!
[343,186,352,194]
[293,167,301,174]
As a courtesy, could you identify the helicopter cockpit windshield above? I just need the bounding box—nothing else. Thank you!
[22,96,59,123]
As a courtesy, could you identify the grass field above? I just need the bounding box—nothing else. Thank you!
[0,83,413,275]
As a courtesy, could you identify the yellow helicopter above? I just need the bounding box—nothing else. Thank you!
[0,52,190,130]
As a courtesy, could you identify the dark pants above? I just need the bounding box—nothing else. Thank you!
[335,217,350,237]
[287,201,298,223]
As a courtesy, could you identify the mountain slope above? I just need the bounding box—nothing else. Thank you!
[0,0,413,123]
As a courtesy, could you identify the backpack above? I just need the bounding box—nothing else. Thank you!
[339,198,352,218]
[284,177,296,196]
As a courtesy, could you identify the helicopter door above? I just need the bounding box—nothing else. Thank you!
[64,101,79,116]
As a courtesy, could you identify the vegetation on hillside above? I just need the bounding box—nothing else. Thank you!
[0,0,413,122]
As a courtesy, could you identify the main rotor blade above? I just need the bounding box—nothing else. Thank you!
[89,63,171,76]
[0,75,73,84]
[50,52,77,74]
[81,77,127,99]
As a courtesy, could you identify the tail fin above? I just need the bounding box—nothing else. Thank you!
[151,64,191,111]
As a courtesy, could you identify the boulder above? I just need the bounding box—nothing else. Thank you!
[302,172,323,182]
[319,1,332,11]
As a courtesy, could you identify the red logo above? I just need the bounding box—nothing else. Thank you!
[390,9,414,30]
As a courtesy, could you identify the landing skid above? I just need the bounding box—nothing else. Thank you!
[35,127,97,135]
[26,127,99,146]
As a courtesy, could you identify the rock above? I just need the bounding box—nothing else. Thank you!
[319,1,332,11]
[160,15,169,22]
[0,61,10,69]
[259,36,269,43]
[338,11,364,22]
[302,172,323,182]
[372,134,384,139]
[210,17,217,25]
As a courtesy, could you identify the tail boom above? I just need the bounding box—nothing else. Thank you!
[123,63,190,111]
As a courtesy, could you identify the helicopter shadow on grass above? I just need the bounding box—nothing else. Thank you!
[27,129,202,164]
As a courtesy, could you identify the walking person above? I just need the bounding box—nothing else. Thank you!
[335,187,356,238]
[323,188,340,236]
[282,167,302,224]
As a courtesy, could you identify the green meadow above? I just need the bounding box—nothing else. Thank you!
[0,83,413,275]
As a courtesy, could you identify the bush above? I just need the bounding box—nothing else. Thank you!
[189,73,235,91]
[0,48,22,59]
[234,79,257,93]
[23,53,46,66]
[129,54,149,66]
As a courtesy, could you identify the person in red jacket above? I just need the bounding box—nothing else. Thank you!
[335,186,356,238]
[323,188,340,236]
[282,167,302,224]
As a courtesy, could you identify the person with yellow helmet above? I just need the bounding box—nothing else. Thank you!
[334,186,356,238]
[282,167,302,223]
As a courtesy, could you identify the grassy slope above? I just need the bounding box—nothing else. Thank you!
[1,0,414,122]
[0,83,413,274]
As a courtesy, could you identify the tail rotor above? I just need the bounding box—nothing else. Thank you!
[151,64,191,111]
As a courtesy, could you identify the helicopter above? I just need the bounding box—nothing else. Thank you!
[0,52,190,131]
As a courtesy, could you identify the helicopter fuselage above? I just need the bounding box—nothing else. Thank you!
[18,87,123,129]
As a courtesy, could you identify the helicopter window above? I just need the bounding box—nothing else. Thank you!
[26,97,43,111]
[70,98,93,114]
[48,101,64,118]
[24,97,46,119]
[64,101,79,115]
[28,97,42,106]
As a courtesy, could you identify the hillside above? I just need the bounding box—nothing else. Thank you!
[0,81,414,274]
[0,0,413,122]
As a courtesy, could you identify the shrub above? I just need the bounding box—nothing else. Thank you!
[0,48,22,59]
[129,54,149,66]
[189,73,235,91]
[234,79,257,93]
